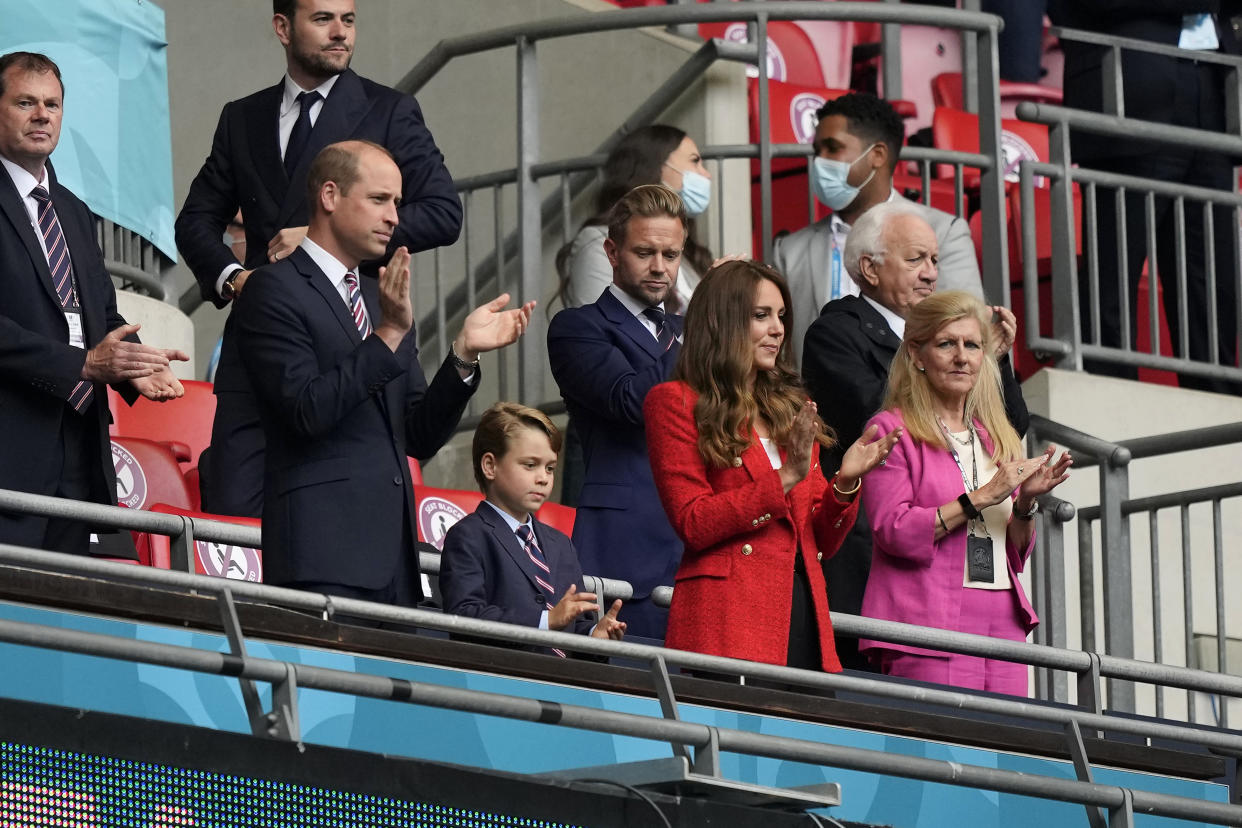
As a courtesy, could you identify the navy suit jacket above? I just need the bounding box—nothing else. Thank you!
[439,504,596,642]
[1050,0,1242,162]
[546,289,683,610]
[178,69,462,516]
[175,69,462,306]
[0,162,139,547]
[232,246,474,590]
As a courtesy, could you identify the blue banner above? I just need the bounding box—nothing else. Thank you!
[1,0,175,259]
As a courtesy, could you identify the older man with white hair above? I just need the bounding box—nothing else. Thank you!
[801,200,1029,670]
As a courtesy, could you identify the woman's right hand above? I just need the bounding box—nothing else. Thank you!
[778,400,819,493]
[972,452,1049,508]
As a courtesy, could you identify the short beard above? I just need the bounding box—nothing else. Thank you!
[290,46,351,82]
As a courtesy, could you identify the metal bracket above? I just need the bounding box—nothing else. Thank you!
[692,726,721,778]
[649,654,692,763]
[215,587,300,741]
[169,515,195,575]
[1077,651,1104,724]
[1064,720,1107,828]
[1108,788,1134,828]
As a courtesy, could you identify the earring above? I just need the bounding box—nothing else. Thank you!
[917,365,926,373]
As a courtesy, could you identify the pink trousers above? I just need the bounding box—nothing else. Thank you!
[873,586,1029,697]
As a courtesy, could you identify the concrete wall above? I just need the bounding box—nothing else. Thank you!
[158,0,750,396]
[1022,368,1242,723]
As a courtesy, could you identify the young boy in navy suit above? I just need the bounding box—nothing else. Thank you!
[439,403,625,646]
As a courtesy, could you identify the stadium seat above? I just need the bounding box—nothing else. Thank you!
[931,72,1062,119]
[412,485,485,551]
[108,379,216,470]
[699,20,828,86]
[111,436,196,512]
[930,106,1049,188]
[876,26,963,135]
[145,504,264,581]
[538,501,577,537]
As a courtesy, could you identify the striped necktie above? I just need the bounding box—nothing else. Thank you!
[641,306,675,352]
[343,272,372,338]
[516,524,566,657]
[30,186,93,413]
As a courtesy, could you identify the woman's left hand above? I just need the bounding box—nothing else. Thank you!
[990,305,1017,358]
[837,424,902,490]
[1017,444,1073,500]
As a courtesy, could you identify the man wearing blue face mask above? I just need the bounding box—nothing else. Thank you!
[771,93,984,368]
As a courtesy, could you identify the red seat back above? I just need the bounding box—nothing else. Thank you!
[146,504,264,581]
[111,436,195,512]
[930,106,1049,185]
[108,380,216,469]
[412,485,485,551]
[699,20,826,86]
[538,501,577,537]
[931,72,1063,119]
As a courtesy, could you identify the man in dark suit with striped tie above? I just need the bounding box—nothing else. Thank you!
[546,184,687,640]
[231,140,531,605]
[0,52,188,555]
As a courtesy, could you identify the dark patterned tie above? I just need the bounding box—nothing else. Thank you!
[516,524,566,657]
[30,186,93,413]
[343,272,372,337]
[642,306,675,352]
[283,90,322,176]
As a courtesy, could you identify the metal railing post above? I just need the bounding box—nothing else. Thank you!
[1047,114,1083,370]
[516,35,544,404]
[880,0,903,100]
[1098,452,1134,712]
[974,22,1008,304]
[755,12,773,262]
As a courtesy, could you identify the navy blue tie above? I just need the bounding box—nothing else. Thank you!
[284,91,322,176]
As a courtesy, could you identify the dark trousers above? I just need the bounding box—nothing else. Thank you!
[1079,61,1241,394]
[202,390,265,518]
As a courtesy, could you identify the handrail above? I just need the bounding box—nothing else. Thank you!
[1077,481,1242,522]
[1027,414,1131,471]
[1,541,1241,756]
[396,2,1002,96]
[1018,102,1242,158]
[1,610,1239,824]
[107,260,166,300]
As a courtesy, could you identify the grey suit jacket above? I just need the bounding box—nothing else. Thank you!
[771,193,983,368]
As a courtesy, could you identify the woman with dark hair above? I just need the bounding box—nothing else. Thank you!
[861,291,1071,694]
[556,124,714,311]
[644,260,897,671]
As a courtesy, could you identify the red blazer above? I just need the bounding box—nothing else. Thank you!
[644,381,858,671]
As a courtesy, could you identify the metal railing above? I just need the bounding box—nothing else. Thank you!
[1014,27,1242,384]
[397,2,1010,406]
[97,216,167,300]
[0,538,1240,824]
[1026,415,1242,721]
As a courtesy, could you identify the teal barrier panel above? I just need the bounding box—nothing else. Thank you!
[0,602,1228,827]
[0,0,175,258]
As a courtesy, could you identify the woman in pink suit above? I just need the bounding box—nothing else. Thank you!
[861,291,1071,694]
[645,261,897,672]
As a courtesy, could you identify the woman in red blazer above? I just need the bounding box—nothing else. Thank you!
[644,261,897,672]
[861,291,1072,694]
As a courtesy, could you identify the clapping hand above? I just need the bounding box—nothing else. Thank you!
[778,400,820,493]
[990,305,1017,358]
[454,293,536,363]
[836,423,903,497]
[591,599,626,640]
[1018,444,1072,500]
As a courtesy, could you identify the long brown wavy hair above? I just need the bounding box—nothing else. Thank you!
[674,260,834,468]
[883,290,1021,462]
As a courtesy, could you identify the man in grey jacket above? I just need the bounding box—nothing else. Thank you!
[771,93,982,367]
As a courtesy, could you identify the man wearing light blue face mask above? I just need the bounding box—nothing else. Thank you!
[771,93,983,368]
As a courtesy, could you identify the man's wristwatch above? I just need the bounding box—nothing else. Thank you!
[221,269,243,301]
[448,344,480,373]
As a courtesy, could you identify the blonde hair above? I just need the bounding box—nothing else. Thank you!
[883,291,1021,462]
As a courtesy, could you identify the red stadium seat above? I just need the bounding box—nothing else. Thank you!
[699,20,827,87]
[931,72,1063,119]
[108,379,216,469]
[412,485,485,551]
[111,436,196,512]
[930,106,1049,187]
[877,26,963,136]
[538,501,577,537]
[146,504,264,581]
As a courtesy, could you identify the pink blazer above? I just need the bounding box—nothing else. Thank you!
[859,408,1038,658]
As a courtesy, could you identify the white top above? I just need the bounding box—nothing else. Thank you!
[562,223,700,311]
[1179,13,1219,51]
[950,428,1013,590]
[758,436,782,469]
